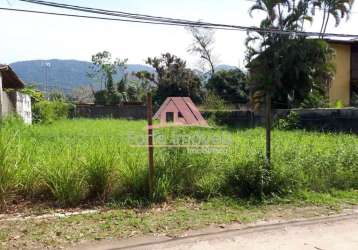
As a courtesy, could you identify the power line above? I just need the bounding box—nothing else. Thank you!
[20,0,358,16]
[19,0,202,24]
[2,0,358,38]
[17,0,358,38]
[0,7,239,30]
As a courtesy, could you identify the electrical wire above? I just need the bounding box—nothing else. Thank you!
[0,7,239,30]
[2,0,358,38]
[19,0,201,24]
[17,0,358,38]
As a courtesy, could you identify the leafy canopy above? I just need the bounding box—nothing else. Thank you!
[207,69,249,104]
[143,53,203,105]
[246,0,336,109]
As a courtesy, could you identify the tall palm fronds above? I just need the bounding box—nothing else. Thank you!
[246,0,339,110]
[315,0,354,36]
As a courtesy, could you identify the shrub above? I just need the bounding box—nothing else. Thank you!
[201,92,227,111]
[84,150,118,201]
[275,111,301,130]
[94,90,125,105]
[18,85,45,104]
[32,101,73,124]
[115,152,148,200]
[300,90,329,108]
[40,153,88,207]
[227,152,265,198]
[0,129,19,209]
[153,128,226,200]
[333,100,345,109]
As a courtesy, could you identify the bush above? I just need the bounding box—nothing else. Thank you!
[33,101,73,124]
[275,111,301,130]
[201,92,227,111]
[40,153,88,207]
[18,85,45,104]
[300,90,329,108]
[333,100,345,109]
[94,90,126,105]
[0,127,20,209]
[227,152,265,198]
[84,150,118,201]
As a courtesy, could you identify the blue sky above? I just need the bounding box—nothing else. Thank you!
[0,0,357,68]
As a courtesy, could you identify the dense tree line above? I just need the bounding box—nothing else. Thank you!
[80,0,353,110]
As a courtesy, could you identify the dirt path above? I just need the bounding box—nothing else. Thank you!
[77,214,358,250]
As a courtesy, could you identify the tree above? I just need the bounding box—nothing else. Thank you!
[248,39,335,109]
[316,0,354,36]
[88,51,128,92]
[143,53,203,105]
[49,91,66,102]
[246,0,335,109]
[207,69,249,104]
[187,26,217,76]
[70,86,95,104]
[246,0,337,180]
[132,71,154,102]
[88,51,128,105]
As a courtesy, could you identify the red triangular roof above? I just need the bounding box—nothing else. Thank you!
[153,97,208,126]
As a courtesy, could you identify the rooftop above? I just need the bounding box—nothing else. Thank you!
[0,64,25,89]
[324,38,358,45]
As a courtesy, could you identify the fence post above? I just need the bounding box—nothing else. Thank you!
[147,93,154,197]
[265,91,272,164]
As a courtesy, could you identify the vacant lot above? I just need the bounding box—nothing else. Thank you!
[1,118,358,207]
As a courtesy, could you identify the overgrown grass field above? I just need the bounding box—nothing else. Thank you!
[1,118,358,208]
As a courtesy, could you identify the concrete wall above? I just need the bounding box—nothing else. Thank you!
[75,104,147,120]
[203,108,358,133]
[329,43,351,106]
[1,91,32,124]
[15,92,32,124]
[275,108,358,133]
[1,92,15,115]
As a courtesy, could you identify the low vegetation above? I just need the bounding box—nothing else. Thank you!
[1,118,358,208]
[32,101,73,124]
[2,193,358,249]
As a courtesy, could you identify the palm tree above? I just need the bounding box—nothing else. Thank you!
[247,0,312,54]
[316,0,354,36]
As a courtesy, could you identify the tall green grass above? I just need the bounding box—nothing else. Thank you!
[1,118,358,207]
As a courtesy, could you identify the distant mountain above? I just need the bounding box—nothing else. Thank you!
[10,60,239,93]
[195,65,240,82]
[10,59,154,93]
[215,64,239,71]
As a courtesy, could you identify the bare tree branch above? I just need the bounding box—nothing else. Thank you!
[186,26,217,77]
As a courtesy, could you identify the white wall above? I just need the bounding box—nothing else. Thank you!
[15,92,32,124]
[1,91,32,124]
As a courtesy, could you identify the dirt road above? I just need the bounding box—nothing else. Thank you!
[78,214,358,250]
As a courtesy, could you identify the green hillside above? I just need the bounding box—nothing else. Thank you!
[10,59,154,92]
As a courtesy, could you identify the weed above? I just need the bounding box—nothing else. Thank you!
[1,118,358,206]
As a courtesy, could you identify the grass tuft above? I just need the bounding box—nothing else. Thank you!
[1,118,358,207]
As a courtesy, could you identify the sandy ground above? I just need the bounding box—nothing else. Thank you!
[77,214,358,250]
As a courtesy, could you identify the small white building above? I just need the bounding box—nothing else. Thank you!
[0,64,32,124]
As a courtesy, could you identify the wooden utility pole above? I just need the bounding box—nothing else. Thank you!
[265,91,272,165]
[147,93,154,197]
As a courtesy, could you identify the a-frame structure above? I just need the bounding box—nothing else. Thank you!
[153,97,208,126]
